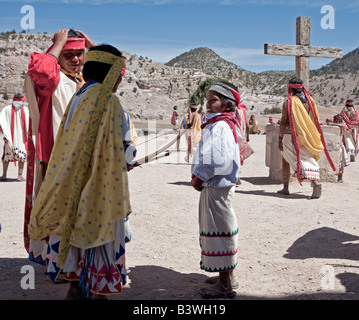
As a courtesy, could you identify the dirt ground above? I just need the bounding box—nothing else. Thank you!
[1,112,359,302]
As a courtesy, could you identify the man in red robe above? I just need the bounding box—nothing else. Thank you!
[24,28,96,263]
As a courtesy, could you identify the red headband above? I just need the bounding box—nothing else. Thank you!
[46,37,86,53]
[13,96,25,102]
[62,38,85,51]
[346,102,354,107]
[289,83,304,90]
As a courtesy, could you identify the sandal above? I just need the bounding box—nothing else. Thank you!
[199,281,236,299]
[204,276,239,289]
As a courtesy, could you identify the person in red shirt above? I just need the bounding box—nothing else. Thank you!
[24,28,96,264]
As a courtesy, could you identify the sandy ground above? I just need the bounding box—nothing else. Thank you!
[1,115,359,302]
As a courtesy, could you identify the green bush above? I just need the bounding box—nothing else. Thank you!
[263,107,282,114]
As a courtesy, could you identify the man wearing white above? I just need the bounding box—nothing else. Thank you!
[0,92,29,181]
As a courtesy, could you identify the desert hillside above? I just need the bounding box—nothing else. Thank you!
[0,30,358,122]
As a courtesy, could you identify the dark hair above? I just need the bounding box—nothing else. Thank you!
[14,92,24,99]
[289,77,302,85]
[68,29,83,38]
[83,44,124,83]
[289,77,303,94]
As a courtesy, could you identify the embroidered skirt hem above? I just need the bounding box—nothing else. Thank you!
[199,186,238,272]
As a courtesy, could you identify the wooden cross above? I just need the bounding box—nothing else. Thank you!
[264,16,342,88]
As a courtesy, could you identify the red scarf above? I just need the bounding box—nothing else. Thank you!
[201,113,239,143]
[340,106,359,128]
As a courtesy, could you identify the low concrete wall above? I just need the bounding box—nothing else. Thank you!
[265,124,341,183]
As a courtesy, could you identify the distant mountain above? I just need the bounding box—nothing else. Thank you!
[1,31,358,120]
[165,47,261,91]
[308,47,359,106]
[166,47,248,76]
[166,46,359,107]
[313,47,359,75]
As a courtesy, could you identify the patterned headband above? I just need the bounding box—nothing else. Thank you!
[85,50,126,77]
[208,82,240,105]
[84,49,126,111]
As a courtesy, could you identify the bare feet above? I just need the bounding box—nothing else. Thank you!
[277,188,290,195]
[338,173,343,183]
[310,183,322,199]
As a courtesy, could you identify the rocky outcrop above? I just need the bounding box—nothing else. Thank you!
[1,31,358,121]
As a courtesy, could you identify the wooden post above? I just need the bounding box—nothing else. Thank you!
[296,17,311,88]
[264,16,342,89]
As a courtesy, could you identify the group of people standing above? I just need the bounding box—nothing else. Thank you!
[0,26,357,300]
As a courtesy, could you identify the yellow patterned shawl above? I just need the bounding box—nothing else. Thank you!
[28,50,131,267]
[185,111,202,147]
[291,95,324,161]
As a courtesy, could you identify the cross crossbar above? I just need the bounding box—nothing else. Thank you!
[264,16,343,88]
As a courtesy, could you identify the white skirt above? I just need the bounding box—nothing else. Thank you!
[198,186,238,272]
[282,134,320,182]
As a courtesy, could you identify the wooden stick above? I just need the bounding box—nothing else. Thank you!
[135,129,185,166]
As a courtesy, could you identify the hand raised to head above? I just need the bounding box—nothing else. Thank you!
[52,28,69,46]
[75,30,97,49]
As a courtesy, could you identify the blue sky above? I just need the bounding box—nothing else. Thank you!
[0,0,358,73]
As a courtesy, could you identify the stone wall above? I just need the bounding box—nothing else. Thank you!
[265,124,341,183]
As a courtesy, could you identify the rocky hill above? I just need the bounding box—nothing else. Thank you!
[166,47,255,89]
[309,48,359,106]
[0,31,358,121]
[167,47,359,109]
[0,31,53,104]
[313,47,359,74]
